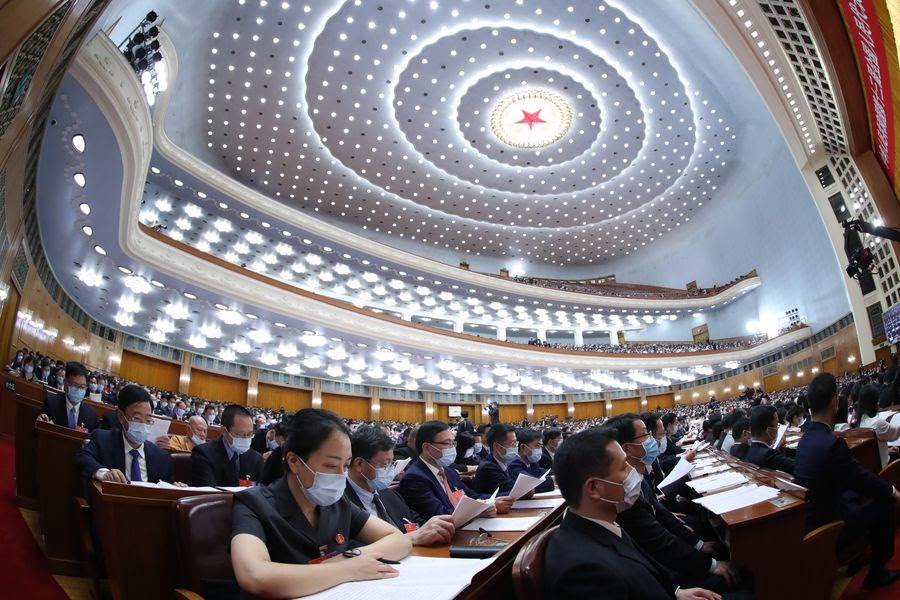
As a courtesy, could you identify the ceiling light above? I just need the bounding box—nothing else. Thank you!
[260,352,279,366]
[124,275,152,294]
[183,291,197,299]
[277,343,298,357]
[248,329,272,344]
[153,318,176,334]
[303,355,322,369]
[302,332,327,347]
[148,330,167,343]
[218,348,236,362]
[218,309,245,325]
[76,266,103,287]
[73,173,86,187]
[114,312,134,327]
[79,203,91,215]
[94,245,106,255]
[232,339,251,354]
[199,323,223,338]
[72,135,85,152]
[118,295,142,313]
[164,302,190,320]
[184,203,203,218]
[188,334,207,349]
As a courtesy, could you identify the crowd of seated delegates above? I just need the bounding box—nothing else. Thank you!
[526,338,751,354]
[510,269,757,299]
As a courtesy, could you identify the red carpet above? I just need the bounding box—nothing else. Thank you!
[840,530,900,599]
[0,440,69,598]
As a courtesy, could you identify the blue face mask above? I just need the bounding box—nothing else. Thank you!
[267,439,280,451]
[191,434,205,446]
[529,448,543,463]
[229,434,252,455]
[473,442,483,454]
[430,444,457,468]
[366,462,395,491]
[641,437,660,465]
[67,387,86,405]
[125,421,150,446]
[499,445,518,463]
[297,458,347,506]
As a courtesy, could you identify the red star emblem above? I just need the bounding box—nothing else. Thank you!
[515,108,547,130]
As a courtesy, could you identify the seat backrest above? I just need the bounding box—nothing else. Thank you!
[512,525,558,600]
[174,494,235,592]
[170,452,192,485]
[801,520,844,600]
[879,459,900,489]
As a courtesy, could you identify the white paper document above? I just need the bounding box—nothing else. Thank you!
[878,410,897,421]
[692,484,780,515]
[686,472,747,495]
[693,463,730,478]
[451,488,497,527]
[508,469,551,500]
[129,481,220,492]
[89,393,102,403]
[461,516,542,532]
[693,456,718,469]
[148,417,171,442]
[512,498,565,509]
[657,457,695,491]
[299,556,488,600]
[773,424,789,450]
[691,440,710,452]
[532,490,563,498]
[394,457,412,473]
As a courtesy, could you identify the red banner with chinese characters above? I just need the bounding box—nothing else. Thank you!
[840,0,895,185]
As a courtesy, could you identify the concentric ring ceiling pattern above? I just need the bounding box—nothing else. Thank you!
[184,0,735,266]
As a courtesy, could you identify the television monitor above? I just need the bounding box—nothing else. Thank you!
[884,303,900,344]
[447,405,461,418]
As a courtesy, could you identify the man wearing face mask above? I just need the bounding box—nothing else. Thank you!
[191,404,263,487]
[473,424,534,496]
[544,427,721,599]
[538,427,562,469]
[508,429,555,493]
[158,415,208,452]
[37,361,98,432]
[745,405,795,474]
[398,420,514,520]
[75,385,174,484]
[606,414,739,593]
[36,358,52,385]
[346,426,455,546]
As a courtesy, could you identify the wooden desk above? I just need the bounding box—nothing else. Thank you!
[35,420,90,575]
[692,449,807,600]
[14,393,44,508]
[90,481,227,600]
[411,497,566,599]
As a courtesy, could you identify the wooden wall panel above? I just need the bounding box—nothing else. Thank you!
[256,383,311,412]
[574,400,605,420]
[648,393,675,411]
[497,403,526,424]
[119,350,180,392]
[532,402,567,420]
[321,393,370,420]
[609,397,640,416]
[0,280,21,364]
[823,357,838,375]
[188,369,248,405]
[379,399,425,424]
[433,403,480,425]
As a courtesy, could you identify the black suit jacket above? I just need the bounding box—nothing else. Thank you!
[472,455,515,495]
[544,511,676,598]
[507,456,554,493]
[190,437,263,487]
[729,443,749,460]
[794,421,893,531]
[455,418,475,434]
[538,448,553,470]
[75,428,172,483]
[42,391,98,431]
[396,457,487,519]
[344,482,424,531]
[744,440,795,474]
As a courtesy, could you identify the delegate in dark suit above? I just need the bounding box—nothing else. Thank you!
[455,418,475,435]
[729,443,749,460]
[75,428,172,483]
[472,454,516,494]
[42,391,98,431]
[538,447,553,470]
[794,421,895,568]
[744,440,795,474]
[544,510,678,598]
[344,484,424,531]
[507,456,554,493]
[190,436,263,487]
[397,457,490,519]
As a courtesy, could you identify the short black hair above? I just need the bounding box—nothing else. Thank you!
[222,404,252,429]
[785,404,803,423]
[732,417,751,440]
[351,426,395,462]
[857,384,880,419]
[283,408,350,462]
[555,427,619,508]
[65,361,88,380]
[807,373,838,413]
[604,413,641,444]
[749,405,778,437]
[516,428,541,446]
[415,420,450,454]
[639,411,661,436]
[117,384,151,412]
[486,423,516,448]
[661,412,677,427]
[455,431,474,455]
[542,427,562,445]
[460,410,468,418]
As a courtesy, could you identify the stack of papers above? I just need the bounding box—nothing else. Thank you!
[657,457,694,492]
[300,556,489,600]
[508,469,551,500]
[773,424,789,449]
[693,463,730,478]
[693,456,719,469]
[511,498,565,509]
[532,490,562,499]
[685,472,747,495]
[460,516,542,532]
[394,457,412,473]
[692,484,780,515]
[451,488,497,527]
[691,440,711,452]
[148,417,171,442]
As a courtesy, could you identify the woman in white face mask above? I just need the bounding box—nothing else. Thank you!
[231,408,411,598]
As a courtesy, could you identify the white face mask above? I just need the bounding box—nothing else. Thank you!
[229,434,252,454]
[612,467,643,512]
[297,458,347,506]
[464,448,474,459]
[473,442,483,454]
[529,447,543,463]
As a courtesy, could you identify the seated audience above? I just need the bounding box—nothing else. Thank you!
[473,427,489,462]
[794,373,900,590]
[231,409,410,598]
[37,361,98,431]
[728,418,751,460]
[856,384,900,468]
[392,426,418,461]
[397,420,512,519]
[75,384,174,483]
[472,423,526,495]
[543,427,721,599]
[156,415,207,452]
[508,429,554,493]
[745,405,794,474]
[191,404,263,487]
[539,427,562,469]
[451,432,478,471]
[346,426,454,546]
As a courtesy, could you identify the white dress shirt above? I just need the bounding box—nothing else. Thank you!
[860,413,900,468]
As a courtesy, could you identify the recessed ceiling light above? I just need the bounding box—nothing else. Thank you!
[274,322,286,328]
[117,266,132,274]
[73,173,86,187]
[72,135,86,153]
[150,280,164,288]
[79,203,91,215]
[81,226,93,236]
[183,292,198,299]
[93,245,106,255]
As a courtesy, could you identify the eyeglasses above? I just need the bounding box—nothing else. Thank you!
[429,440,455,448]
[127,416,155,426]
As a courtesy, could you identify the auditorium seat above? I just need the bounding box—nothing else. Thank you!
[878,459,900,490]
[174,494,236,600]
[512,525,558,600]
[171,452,192,486]
[801,520,844,600]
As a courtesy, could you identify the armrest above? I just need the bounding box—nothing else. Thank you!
[174,589,205,600]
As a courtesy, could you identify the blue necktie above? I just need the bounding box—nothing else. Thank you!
[68,407,76,429]
[129,449,142,482]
